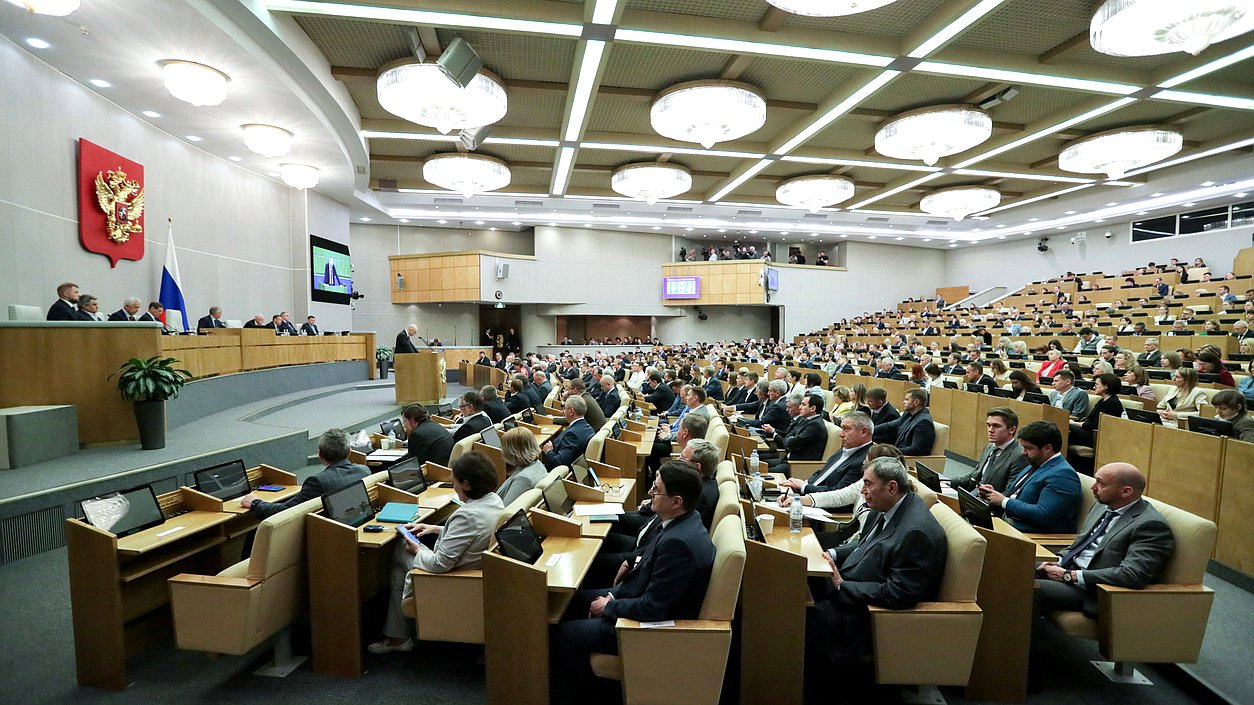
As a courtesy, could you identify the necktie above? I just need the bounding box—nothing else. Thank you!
[979,447,1002,483]
[1059,510,1118,567]
[1006,466,1036,498]
[843,514,887,567]
[128,315,134,321]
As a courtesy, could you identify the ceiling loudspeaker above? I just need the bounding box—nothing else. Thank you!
[1037,238,1050,253]
[496,262,510,280]
[694,306,708,322]
[1071,232,1087,245]
[437,37,482,89]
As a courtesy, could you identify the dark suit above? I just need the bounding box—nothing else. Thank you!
[504,392,530,414]
[868,403,900,438]
[951,440,1029,492]
[47,299,77,321]
[483,399,510,424]
[777,414,828,461]
[107,309,141,322]
[544,418,595,469]
[598,387,621,418]
[476,356,493,367]
[830,363,857,375]
[405,419,454,467]
[1137,349,1162,366]
[746,398,789,430]
[1001,454,1082,534]
[394,330,417,354]
[278,321,299,335]
[807,492,947,666]
[724,385,748,407]
[967,374,998,395]
[703,378,724,401]
[452,412,492,444]
[874,368,907,381]
[243,320,265,328]
[534,381,554,408]
[249,458,368,519]
[300,322,320,336]
[197,315,225,329]
[874,409,936,456]
[800,443,872,497]
[1035,499,1174,617]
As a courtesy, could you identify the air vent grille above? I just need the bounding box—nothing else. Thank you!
[803,213,828,220]
[514,199,543,207]
[593,203,621,210]
[433,197,463,204]
[736,209,762,216]
[865,216,890,222]
[666,206,693,212]
[926,219,949,225]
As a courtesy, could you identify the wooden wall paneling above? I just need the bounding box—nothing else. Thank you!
[1215,439,1254,574]
[1147,425,1224,521]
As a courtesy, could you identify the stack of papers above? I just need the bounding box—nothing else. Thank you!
[573,503,625,517]
[367,449,407,461]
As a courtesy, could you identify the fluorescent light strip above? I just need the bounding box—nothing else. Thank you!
[591,0,619,25]
[395,189,545,198]
[708,159,772,202]
[581,142,765,159]
[563,41,607,142]
[851,209,946,219]
[955,168,1092,184]
[362,130,459,143]
[847,171,944,210]
[782,155,939,172]
[1121,137,1254,177]
[915,61,1139,95]
[1153,90,1254,111]
[953,97,1135,169]
[975,184,1093,215]
[777,71,900,154]
[1158,45,1254,88]
[566,194,702,204]
[550,147,577,196]
[614,29,893,67]
[483,137,561,147]
[907,0,1006,58]
[264,1,582,36]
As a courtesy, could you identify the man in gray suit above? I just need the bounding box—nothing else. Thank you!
[1047,370,1090,420]
[951,407,1030,492]
[1034,462,1174,618]
[239,428,367,517]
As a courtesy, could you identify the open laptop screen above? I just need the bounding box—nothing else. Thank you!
[955,486,993,530]
[380,418,404,437]
[495,509,544,564]
[1187,415,1234,438]
[321,481,374,527]
[387,458,427,493]
[479,425,501,448]
[81,485,165,537]
[194,459,250,500]
[914,461,943,493]
[542,479,574,516]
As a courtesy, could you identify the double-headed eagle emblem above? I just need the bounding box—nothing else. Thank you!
[94,168,145,243]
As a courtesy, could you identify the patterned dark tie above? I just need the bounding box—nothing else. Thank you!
[843,514,887,568]
[1059,510,1118,568]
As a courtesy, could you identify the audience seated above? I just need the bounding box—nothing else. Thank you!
[239,428,367,518]
[950,407,1029,492]
[402,403,454,467]
[980,421,1081,534]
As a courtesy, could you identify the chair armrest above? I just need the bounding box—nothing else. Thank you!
[612,619,735,703]
[615,618,731,632]
[1095,583,1215,664]
[1023,532,1077,547]
[868,603,983,686]
[169,573,261,589]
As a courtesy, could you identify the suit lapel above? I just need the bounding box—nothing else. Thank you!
[1091,501,1144,558]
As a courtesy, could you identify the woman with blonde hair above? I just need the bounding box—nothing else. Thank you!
[1158,367,1207,424]
[496,427,547,505]
[989,358,1011,382]
[1161,351,1183,370]
[1122,365,1156,402]
[831,385,856,417]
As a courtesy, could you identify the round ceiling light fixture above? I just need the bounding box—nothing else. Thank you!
[775,175,856,212]
[159,60,231,107]
[920,186,1001,221]
[765,0,900,16]
[1058,126,1184,179]
[611,162,692,205]
[423,153,512,198]
[4,0,79,15]
[1090,0,1254,56]
[279,163,319,190]
[241,124,294,158]
[875,105,993,166]
[650,80,766,149]
[377,60,508,134]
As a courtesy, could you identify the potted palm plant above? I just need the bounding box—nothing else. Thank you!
[376,346,393,379]
[112,356,192,450]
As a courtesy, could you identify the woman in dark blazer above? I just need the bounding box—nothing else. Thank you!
[1068,373,1124,447]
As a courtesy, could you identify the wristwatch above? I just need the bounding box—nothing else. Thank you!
[1062,570,1075,583]
[250,498,262,509]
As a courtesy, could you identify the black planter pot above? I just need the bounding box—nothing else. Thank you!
[133,400,167,450]
[378,360,390,379]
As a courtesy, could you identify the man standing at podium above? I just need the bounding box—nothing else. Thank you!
[395,324,418,354]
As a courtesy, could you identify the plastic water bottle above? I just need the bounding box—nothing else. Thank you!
[386,428,398,450]
[749,473,763,502]
[749,450,760,473]
[790,498,804,533]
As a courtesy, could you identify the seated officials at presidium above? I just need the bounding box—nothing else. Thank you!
[197,306,226,329]
[239,428,367,517]
[372,453,504,654]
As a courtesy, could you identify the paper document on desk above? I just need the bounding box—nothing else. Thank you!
[771,501,837,523]
[368,449,407,461]
[573,503,625,517]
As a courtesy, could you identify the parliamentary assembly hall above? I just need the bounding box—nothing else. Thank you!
[1,1,1252,704]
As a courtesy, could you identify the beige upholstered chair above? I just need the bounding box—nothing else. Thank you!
[168,496,323,671]
[708,481,740,535]
[589,512,747,705]
[870,503,986,689]
[535,467,567,492]
[403,487,542,644]
[706,415,731,460]
[1044,497,1217,679]
[579,427,611,467]
[905,421,950,470]
[715,459,736,486]
[449,432,479,462]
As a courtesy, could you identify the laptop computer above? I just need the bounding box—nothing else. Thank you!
[1125,408,1162,424]
[321,481,374,528]
[81,485,166,537]
[1073,379,1094,390]
[387,458,427,493]
[571,464,602,488]
[495,509,544,564]
[542,479,574,516]
[1187,415,1234,438]
[502,417,519,431]
[379,418,404,437]
[965,383,986,393]
[745,496,767,543]
[955,486,993,530]
[942,380,959,389]
[1023,391,1050,405]
[193,459,251,500]
[479,425,501,448]
[992,388,1016,398]
[914,460,944,493]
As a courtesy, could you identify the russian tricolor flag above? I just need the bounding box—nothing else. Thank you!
[159,219,188,332]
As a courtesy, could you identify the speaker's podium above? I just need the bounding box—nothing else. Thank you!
[394,351,445,405]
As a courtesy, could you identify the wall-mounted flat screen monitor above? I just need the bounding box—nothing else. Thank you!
[662,276,701,300]
[765,267,779,292]
[311,234,354,304]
